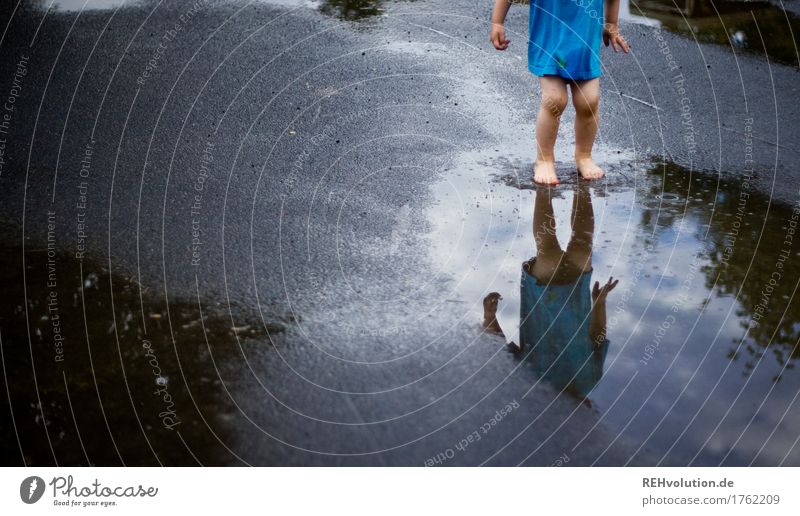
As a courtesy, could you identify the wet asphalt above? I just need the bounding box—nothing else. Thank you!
[1,0,799,465]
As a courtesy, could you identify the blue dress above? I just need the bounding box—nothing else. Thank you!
[519,264,609,398]
[528,0,604,80]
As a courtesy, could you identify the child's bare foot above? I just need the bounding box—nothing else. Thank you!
[534,160,559,185]
[576,157,604,180]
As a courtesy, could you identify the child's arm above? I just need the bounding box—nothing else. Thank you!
[483,292,523,352]
[603,0,630,53]
[482,292,505,336]
[489,0,512,50]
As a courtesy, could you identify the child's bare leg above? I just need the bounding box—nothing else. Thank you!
[534,76,568,185]
[565,183,594,272]
[570,78,603,180]
[531,188,564,280]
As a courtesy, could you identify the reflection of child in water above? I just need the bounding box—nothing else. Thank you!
[483,185,617,400]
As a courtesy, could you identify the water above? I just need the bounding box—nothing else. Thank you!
[0,244,274,465]
[426,155,800,465]
[252,0,389,20]
[625,0,800,66]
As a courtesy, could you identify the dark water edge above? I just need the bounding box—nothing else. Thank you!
[0,241,274,466]
[628,0,800,67]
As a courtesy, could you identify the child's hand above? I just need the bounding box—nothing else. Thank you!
[490,23,510,51]
[592,277,619,301]
[603,23,630,53]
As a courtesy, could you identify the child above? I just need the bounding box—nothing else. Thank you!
[489,0,630,184]
[482,185,618,400]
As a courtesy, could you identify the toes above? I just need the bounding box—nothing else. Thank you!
[534,175,558,185]
[577,163,604,180]
[534,167,558,185]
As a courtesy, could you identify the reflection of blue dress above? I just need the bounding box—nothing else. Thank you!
[528,0,603,80]
[519,265,608,398]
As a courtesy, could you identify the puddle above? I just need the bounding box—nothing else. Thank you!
[625,0,800,66]
[317,0,386,20]
[427,154,800,465]
[254,0,389,20]
[0,244,276,465]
